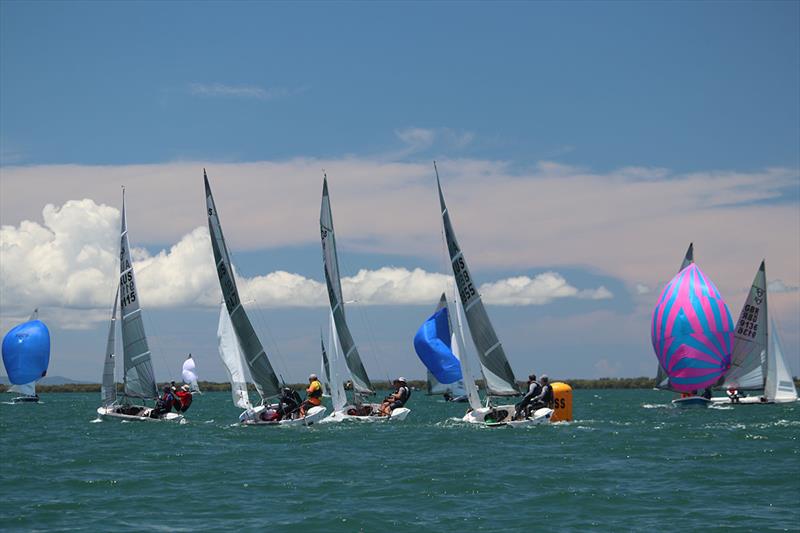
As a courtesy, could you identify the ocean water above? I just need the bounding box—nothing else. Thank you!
[1,389,798,532]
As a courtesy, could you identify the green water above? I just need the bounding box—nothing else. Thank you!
[1,390,798,531]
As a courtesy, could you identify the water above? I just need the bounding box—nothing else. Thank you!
[1,390,798,531]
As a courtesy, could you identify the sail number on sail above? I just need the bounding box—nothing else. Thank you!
[452,256,477,306]
[737,302,761,339]
[217,262,239,312]
[119,250,137,309]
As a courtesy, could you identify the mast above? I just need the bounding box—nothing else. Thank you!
[119,188,158,399]
[205,170,280,400]
[320,175,374,394]
[435,162,519,396]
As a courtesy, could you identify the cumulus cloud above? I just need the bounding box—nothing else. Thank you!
[0,200,611,326]
[635,283,651,295]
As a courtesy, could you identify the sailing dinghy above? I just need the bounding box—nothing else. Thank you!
[435,163,553,427]
[205,171,326,426]
[651,244,734,408]
[710,261,798,404]
[2,309,49,404]
[319,176,410,423]
[96,191,184,422]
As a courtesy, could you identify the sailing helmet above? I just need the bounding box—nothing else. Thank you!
[540,375,549,383]
[309,373,318,381]
[398,377,407,383]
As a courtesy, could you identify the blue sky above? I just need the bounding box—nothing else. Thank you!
[1,1,798,384]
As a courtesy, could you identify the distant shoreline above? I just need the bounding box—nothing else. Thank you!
[5,377,797,393]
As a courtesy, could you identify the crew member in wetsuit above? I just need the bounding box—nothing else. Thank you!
[525,375,554,413]
[151,385,175,418]
[513,374,541,420]
[174,384,193,413]
[379,377,411,416]
[277,387,302,420]
[299,374,323,417]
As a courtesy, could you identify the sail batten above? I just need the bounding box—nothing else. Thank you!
[435,165,519,396]
[205,171,280,400]
[119,191,158,400]
[320,176,374,394]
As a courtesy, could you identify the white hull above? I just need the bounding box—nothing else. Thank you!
[671,396,711,408]
[240,405,327,426]
[463,404,553,426]
[321,405,411,423]
[711,395,798,405]
[96,405,184,423]
[12,395,40,403]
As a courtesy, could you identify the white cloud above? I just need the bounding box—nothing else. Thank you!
[479,272,611,305]
[0,200,611,327]
[635,283,651,295]
[768,279,799,293]
[394,127,474,153]
[188,83,299,100]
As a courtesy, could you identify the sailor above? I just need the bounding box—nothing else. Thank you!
[379,377,411,416]
[513,373,541,420]
[702,388,713,400]
[174,384,193,412]
[526,375,554,413]
[726,386,741,404]
[278,387,302,419]
[299,374,323,416]
[152,385,175,418]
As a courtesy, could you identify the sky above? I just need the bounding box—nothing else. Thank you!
[1,1,798,385]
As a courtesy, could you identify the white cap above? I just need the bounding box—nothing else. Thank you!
[398,377,407,383]
[309,373,318,380]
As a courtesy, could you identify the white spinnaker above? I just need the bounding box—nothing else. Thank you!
[328,310,348,413]
[766,318,798,403]
[9,382,36,396]
[217,303,252,410]
[182,356,200,392]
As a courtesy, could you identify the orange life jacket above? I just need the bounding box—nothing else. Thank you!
[307,380,322,406]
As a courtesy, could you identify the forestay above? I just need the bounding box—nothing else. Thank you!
[101,287,118,407]
[435,165,518,396]
[216,303,252,410]
[723,261,768,390]
[205,171,280,399]
[320,176,374,395]
[119,191,158,399]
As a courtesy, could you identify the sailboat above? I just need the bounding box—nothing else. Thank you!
[2,309,49,403]
[710,261,798,404]
[319,175,411,422]
[415,293,468,402]
[96,191,184,422]
[182,355,200,393]
[205,170,326,426]
[651,244,734,408]
[435,162,554,426]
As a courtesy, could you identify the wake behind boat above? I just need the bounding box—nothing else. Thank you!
[96,190,184,423]
[206,170,326,426]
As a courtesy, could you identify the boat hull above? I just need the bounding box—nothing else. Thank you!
[240,405,327,426]
[96,405,184,422]
[12,395,40,403]
[322,405,411,423]
[671,396,711,408]
[463,404,553,426]
[709,395,799,405]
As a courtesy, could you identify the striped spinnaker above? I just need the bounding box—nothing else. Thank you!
[651,263,734,392]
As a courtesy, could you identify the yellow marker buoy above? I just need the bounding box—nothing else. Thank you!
[549,382,573,422]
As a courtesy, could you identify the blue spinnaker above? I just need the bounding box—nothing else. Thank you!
[2,320,51,385]
[414,307,463,384]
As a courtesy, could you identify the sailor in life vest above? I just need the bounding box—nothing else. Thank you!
[379,377,411,416]
[299,374,323,416]
[174,384,193,413]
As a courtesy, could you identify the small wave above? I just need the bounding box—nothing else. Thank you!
[89,418,103,424]
[709,404,733,410]
[642,403,670,409]
[203,419,215,424]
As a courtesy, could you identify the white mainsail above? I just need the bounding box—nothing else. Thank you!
[435,163,518,396]
[182,355,200,392]
[100,287,118,407]
[724,261,768,390]
[205,171,280,400]
[326,310,349,413]
[320,176,374,395]
[216,303,252,410]
[765,318,798,403]
[119,189,158,399]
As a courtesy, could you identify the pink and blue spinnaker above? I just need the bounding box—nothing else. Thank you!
[651,263,733,392]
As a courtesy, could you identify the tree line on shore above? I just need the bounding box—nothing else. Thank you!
[2,376,761,394]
